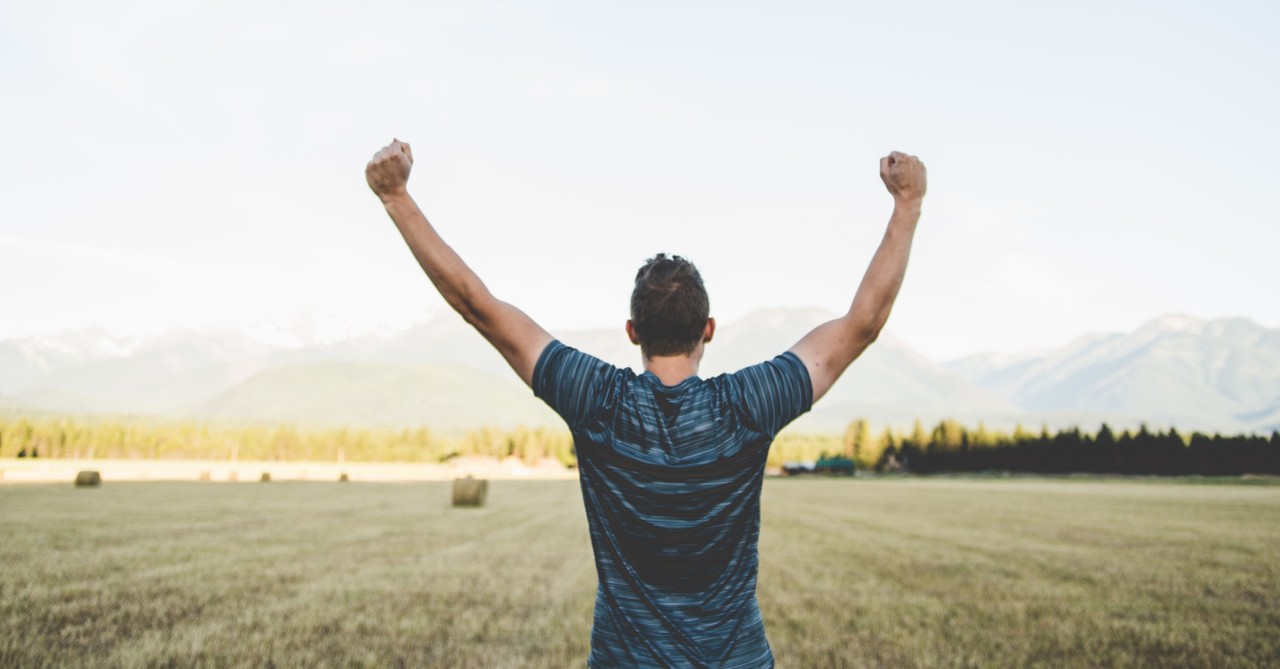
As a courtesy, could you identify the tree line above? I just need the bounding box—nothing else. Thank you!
[0,417,575,467]
[2,415,1277,476]
[878,420,1280,476]
[784,418,1279,476]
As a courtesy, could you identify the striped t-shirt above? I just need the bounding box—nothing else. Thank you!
[532,340,813,669]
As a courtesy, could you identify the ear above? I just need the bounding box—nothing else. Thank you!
[703,317,716,344]
[625,319,641,345]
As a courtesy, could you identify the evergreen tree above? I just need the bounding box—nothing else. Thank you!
[839,422,870,468]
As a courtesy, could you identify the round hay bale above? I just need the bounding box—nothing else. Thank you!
[198,471,212,482]
[260,472,271,483]
[75,470,102,487]
[339,473,349,482]
[452,476,488,507]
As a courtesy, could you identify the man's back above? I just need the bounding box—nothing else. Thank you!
[533,341,812,669]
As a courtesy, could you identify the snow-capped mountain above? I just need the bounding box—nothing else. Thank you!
[946,315,1280,433]
[2,311,1277,433]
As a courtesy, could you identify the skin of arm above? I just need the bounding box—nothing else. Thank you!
[789,151,927,403]
[365,139,553,387]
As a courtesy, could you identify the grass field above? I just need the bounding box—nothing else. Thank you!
[2,478,1278,668]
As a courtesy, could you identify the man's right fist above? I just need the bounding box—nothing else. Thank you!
[879,151,927,205]
[366,139,413,202]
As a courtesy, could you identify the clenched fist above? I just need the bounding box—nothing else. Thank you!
[366,139,413,202]
[880,151,926,205]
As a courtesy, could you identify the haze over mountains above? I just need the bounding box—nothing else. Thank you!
[2,310,1277,434]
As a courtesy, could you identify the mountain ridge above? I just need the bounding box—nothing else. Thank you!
[2,310,1277,434]
[945,314,1280,433]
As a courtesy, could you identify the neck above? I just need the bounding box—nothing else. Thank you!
[643,351,702,386]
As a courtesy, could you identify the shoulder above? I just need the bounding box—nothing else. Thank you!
[716,351,813,433]
[531,340,635,427]
[725,351,811,392]
[533,340,627,384]
[532,340,627,376]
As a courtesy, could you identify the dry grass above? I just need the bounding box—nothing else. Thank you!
[1,478,1278,667]
[759,478,1280,668]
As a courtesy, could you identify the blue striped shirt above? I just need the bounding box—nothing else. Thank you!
[532,340,813,668]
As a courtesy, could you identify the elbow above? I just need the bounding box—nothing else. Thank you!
[451,284,501,331]
[857,325,882,352]
[454,299,489,330]
[447,288,485,328]
[456,304,483,328]
[846,314,884,348]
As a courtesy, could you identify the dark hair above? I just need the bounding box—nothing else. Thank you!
[630,253,710,358]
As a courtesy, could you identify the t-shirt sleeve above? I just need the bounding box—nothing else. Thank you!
[531,340,621,430]
[729,351,814,436]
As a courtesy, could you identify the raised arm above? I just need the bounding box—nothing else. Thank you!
[789,151,927,403]
[365,139,553,387]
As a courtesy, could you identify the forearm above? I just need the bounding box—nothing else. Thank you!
[380,191,494,325]
[843,199,921,339]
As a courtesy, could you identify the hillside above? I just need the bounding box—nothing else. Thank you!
[187,361,558,431]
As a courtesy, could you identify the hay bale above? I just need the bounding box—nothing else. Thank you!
[260,472,271,482]
[339,473,349,482]
[198,471,212,482]
[75,470,102,487]
[452,476,488,507]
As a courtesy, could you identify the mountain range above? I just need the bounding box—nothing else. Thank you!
[2,310,1277,434]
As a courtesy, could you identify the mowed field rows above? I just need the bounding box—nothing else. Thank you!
[2,478,1278,668]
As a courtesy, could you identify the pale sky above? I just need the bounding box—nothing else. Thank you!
[2,0,1277,360]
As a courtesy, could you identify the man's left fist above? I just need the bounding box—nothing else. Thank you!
[366,139,413,201]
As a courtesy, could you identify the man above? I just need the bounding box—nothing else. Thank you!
[366,140,926,668]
